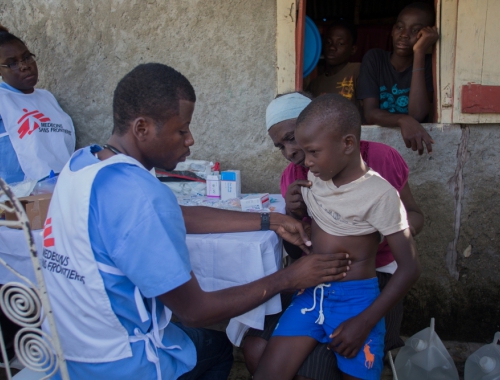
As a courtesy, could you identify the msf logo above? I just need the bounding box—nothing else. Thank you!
[43,218,55,248]
[17,108,50,139]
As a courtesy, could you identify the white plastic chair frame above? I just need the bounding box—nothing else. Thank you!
[0,178,69,380]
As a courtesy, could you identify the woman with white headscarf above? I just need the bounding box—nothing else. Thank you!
[242,92,424,380]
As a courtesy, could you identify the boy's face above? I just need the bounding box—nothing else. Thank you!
[295,119,346,182]
[392,8,431,57]
[323,26,356,67]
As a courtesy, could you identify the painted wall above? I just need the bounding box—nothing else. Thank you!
[0,0,285,192]
[2,1,499,342]
[363,124,500,341]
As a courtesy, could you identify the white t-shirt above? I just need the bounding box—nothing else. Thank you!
[302,168,409,237]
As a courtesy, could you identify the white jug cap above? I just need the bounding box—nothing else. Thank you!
[411,338,428,352]
[480,356,496,373]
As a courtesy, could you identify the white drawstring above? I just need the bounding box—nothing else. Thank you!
[301,283,331,325]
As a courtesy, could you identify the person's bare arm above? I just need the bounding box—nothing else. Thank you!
[399,182,424,236]
[363,97,434,155]
[329,228,421,357]
[408,26,439,121]
[159,253,350,327]
[181,206,311,252]
[284,180,311,219]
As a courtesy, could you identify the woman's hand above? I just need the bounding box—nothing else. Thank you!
[285,180,311,219]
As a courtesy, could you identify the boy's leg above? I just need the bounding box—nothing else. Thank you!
[324,278,385,380]
[176,325,234,380]
[253,336,318,380]
[243,292,294,373]
[297,343,342,380]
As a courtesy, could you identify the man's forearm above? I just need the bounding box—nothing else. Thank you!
[365,108,407,129]
[181,206,261,234]
[408,51,431,121]
[179,269,292,327]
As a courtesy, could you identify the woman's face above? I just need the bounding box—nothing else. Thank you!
[268,118,306,167]
[0,40,38,93]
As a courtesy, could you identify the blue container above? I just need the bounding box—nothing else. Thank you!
[303,16,322,78]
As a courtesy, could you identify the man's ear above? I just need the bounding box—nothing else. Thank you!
[131,117,152,142]
[350,45,358,56]
[343,134,358,154]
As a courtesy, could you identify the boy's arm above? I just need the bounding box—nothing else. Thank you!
[363,98,434,155]
[408,26,439,121]
[329,228,421,358]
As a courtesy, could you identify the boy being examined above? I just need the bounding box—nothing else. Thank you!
[253,94,421,380]
[308,20,359,107]
[357,2,439,155]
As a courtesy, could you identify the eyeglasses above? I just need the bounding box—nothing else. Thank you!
[0,54,36,70]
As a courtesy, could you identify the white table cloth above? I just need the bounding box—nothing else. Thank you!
[0,195,286,346]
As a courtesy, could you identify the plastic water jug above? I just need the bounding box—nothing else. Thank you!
[464,332,500,380]
[395,318,459,380]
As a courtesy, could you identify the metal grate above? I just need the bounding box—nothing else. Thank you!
[0,178,69,380]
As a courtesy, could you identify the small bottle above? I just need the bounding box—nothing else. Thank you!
[465,332,500,380]
[206,172,220,198]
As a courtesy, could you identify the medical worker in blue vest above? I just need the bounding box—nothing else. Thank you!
[0,25,75,184]
[41,63,350,379]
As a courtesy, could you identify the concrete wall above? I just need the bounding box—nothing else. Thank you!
[1,0,285,192]
[2,2,499,342]
[363,124,500,342]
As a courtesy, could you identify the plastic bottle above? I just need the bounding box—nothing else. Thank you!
[395,318,459,380]
[465,332,500,380]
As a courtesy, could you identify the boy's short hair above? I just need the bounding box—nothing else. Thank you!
[326,20,358,45]
[112,63,196,135]
[401,2,436,26]
[297,93,362,140]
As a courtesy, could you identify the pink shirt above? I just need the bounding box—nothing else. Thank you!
[280,140,409,268]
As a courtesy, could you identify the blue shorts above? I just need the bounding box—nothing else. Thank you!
[272,278,385,380]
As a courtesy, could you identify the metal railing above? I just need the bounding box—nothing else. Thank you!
[0,178,69,380]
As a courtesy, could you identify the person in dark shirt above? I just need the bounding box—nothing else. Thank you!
[307,20,360,111]
[357,2,439,155]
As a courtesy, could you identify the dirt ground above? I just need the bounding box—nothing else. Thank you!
[228,339,485,380]
[0,338,485,380]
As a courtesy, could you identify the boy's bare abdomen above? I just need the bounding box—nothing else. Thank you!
[311,219,380,281]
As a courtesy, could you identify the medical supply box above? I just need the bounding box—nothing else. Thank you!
[220,170,241,200]
[240,193,270,211]
[4,193,52,230]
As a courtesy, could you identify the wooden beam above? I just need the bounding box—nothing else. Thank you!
[276,0,296,95]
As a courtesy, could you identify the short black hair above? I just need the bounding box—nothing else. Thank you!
[296,93,361,140]
[112,63,196,135]
[401,2,436,26]
[0,25,26,48]
[326,20,358,45]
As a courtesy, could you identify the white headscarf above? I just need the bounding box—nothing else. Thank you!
[265,93,312,131]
